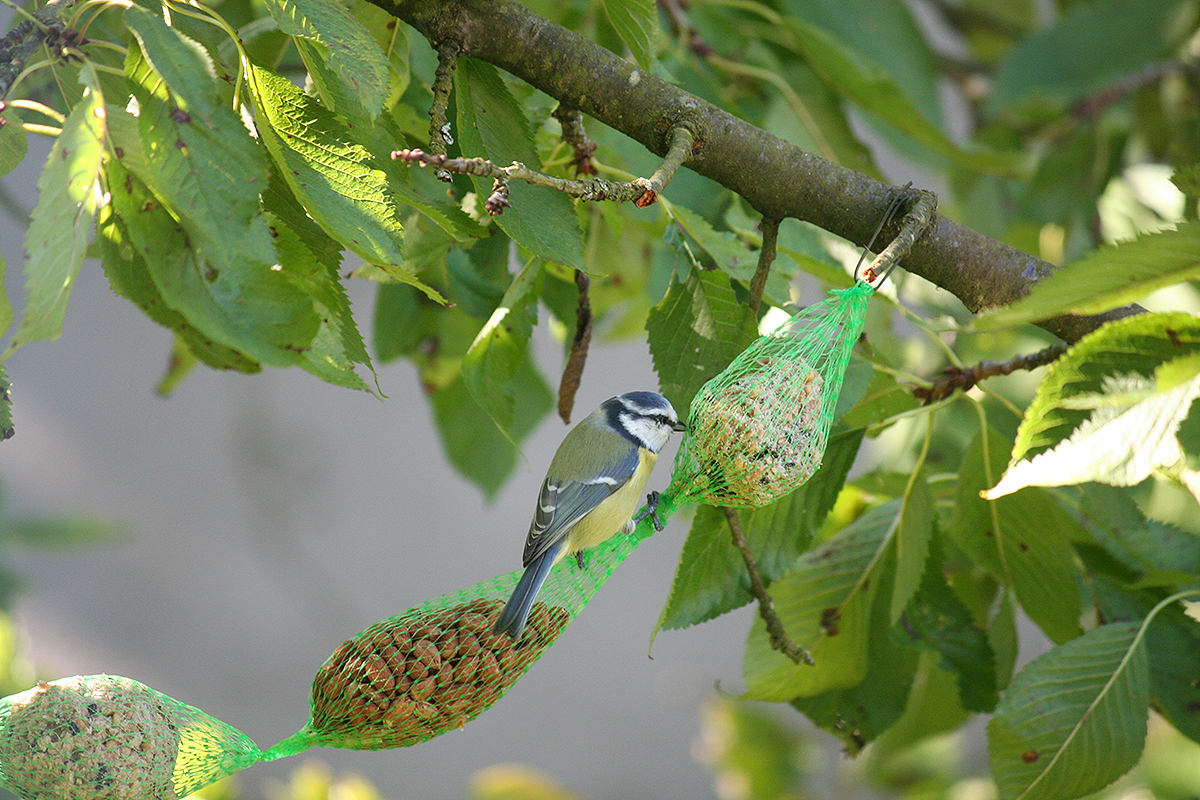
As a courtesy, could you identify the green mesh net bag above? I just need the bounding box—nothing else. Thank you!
[666,280,875,508]
[0,674,261,799]
[262,518,663,757]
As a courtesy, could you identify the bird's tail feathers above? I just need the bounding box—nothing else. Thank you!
[492,545,559,640]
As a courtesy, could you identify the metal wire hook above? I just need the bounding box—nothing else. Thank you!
[854,183,911,288]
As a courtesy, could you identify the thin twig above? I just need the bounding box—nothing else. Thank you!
[428,39,461,182]
[913,342,1068,405]
[392,126,695,210]
[723,507,815,666]
[861,186,938,286]
[1070,59,1192,122]
[557,269,592,423]
[552,105,597,176]
[748,216,779,315]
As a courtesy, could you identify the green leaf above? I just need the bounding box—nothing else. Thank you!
[656,429,864,631]
[987,622,1149,800]
[1077,485,1200,577]
[782,17,1027,177]
[350,0,410,106]
[784,0,942,124]
[895,533,999,712]
[0,516,123,548]
[261,0,389,120]
[98,153,260,374]
[246,66,440,301]
[986,0,1181,118]
[267,211,371,389]
[663,201,811,311]
[791,544,918,754]
[986,314,1200,497]
[985,371,1200,499]
[430,367,553,500]
[1014,314,1200,462]
[701,699,807,799]
[461,260,541,440]
[123,6,220,116]
[0,365,11,441]
[372,281,422,363]
[952,428,1083,644]
[838,365,919,432]
[647,265,758,422]
[974,222,1200,330]
[873,654,972,759]
[2,67,106,360]
[891,470,933,623]
[107,92,317,366]
[1093,577,1200,743]
[664,202,758,276]
[603,0,658,70]
[0,106,28,178]
[742,499,899,702]
[455,57,584,270]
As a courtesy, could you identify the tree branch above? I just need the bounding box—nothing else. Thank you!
[377,0,1141,344]
[0,0,79,98]
[722,507,814,666]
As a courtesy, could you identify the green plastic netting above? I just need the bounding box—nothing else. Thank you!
[0,674,260,799]
[262,515,663,756]
[0,278,880,789]
[667,280,874,508]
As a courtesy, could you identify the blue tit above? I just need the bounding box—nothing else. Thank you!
[493,391,685,640]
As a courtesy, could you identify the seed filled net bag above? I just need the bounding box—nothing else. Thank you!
[666,281,875,508]
[262,513,671,758]
[0,674,261,800]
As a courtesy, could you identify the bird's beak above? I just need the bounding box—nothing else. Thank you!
[674,421,687,432]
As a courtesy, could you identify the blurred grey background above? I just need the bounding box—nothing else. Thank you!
[0,128,778,798]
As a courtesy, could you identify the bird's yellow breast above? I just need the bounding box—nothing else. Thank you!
[561,448,658,556]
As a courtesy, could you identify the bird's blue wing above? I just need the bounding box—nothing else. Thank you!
[521,446,641,566]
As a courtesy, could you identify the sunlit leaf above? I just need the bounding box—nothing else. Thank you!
[973,222,1200,330]
[262,0,389,121]
[3,67,105,360]
[985,371,1200,499]
[246,65,441,302]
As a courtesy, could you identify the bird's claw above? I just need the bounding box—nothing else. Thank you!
[632,491,666,532]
